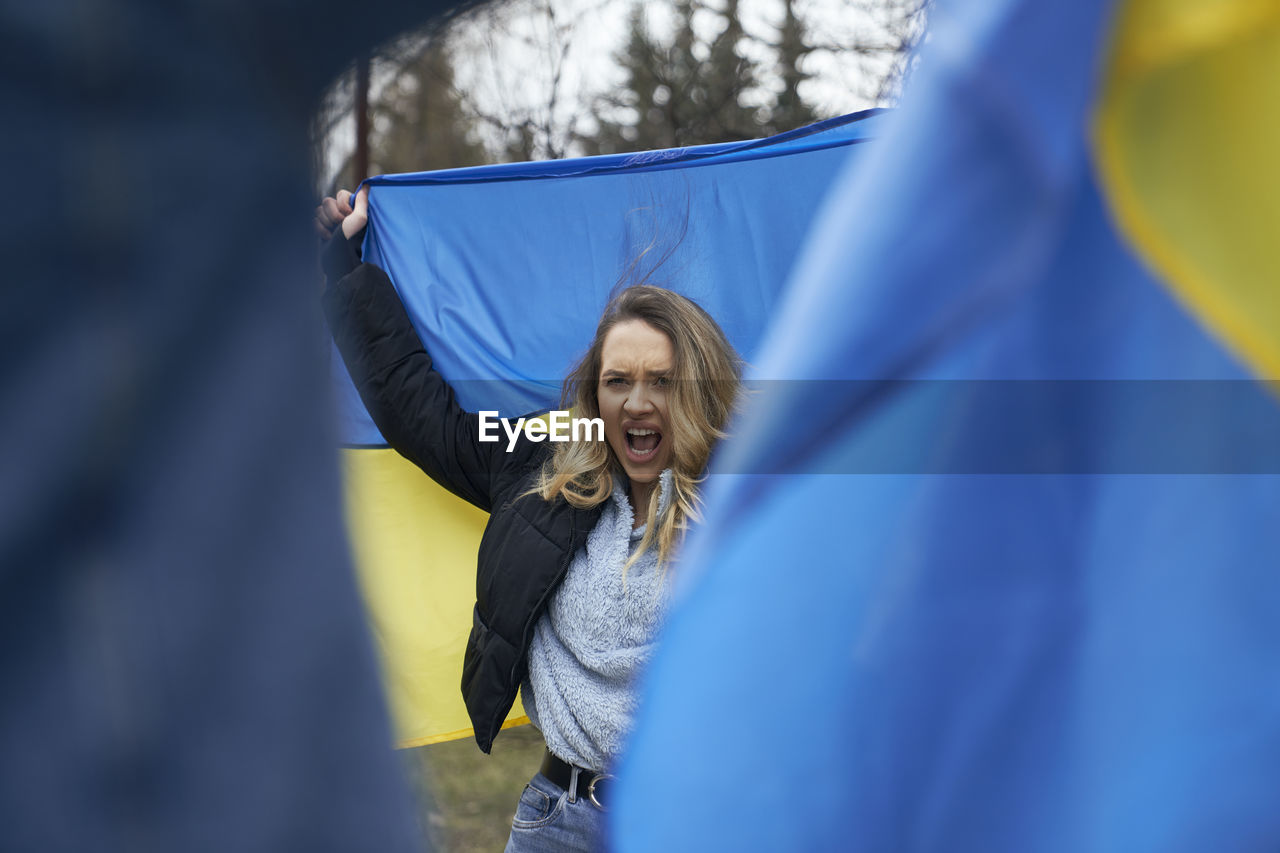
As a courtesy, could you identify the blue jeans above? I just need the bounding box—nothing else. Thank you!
[503,771,604,852]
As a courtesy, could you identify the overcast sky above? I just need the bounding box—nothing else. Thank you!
[321,0,915,183]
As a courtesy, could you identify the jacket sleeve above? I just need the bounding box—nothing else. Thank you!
[321,232,527,513]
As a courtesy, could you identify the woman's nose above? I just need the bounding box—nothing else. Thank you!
[624,384,653,415]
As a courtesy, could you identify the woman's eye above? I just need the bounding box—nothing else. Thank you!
[653,376,671,388]
[605,377,627,387]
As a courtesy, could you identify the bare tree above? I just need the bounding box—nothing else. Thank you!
[443,0,628,161]
[796,0,930,107]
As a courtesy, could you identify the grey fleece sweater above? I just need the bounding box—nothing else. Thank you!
[522,470,673,772]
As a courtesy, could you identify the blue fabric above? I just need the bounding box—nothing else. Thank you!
[610,0,1280,851]
[1,2,443,850]
[333,110,887,444]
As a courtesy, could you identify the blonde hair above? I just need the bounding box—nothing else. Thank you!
[528,285,742,569]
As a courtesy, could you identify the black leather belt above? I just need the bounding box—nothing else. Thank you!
[539,749,615,811]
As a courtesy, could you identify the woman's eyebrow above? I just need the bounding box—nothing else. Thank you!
[601,364,671,378]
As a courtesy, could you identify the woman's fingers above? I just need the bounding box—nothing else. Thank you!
[324,196,346,225]
[314,188,365,240]
[341,186,370,239]
[314,190,359,238]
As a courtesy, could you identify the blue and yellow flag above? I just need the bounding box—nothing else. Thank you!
[613,0,1280,849]
[336,113,886,746]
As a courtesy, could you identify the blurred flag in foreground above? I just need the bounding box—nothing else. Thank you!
[613,0,1280,850]
[3,1,456,849]
[337,113,886,745]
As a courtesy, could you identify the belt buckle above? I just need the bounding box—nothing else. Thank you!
[586,773,615,811]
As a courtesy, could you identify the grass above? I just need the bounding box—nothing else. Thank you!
[403,724,547,852]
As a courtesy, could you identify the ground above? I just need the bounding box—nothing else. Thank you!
[404,724,547,851]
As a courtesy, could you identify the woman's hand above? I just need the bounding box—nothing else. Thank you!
[314,187,369,240]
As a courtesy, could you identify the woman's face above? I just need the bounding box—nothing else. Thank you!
[597,319,675,487]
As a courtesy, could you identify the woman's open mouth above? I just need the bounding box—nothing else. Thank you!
[625,428,662,462]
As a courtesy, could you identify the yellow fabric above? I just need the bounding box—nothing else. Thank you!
[1093,0,1280,382]
[341,447,530,747]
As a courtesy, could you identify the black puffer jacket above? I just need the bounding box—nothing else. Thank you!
[322,234,603,752]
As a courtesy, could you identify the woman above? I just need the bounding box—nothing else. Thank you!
[318,187,741,851]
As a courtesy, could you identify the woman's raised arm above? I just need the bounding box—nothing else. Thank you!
[318,189,530,513]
